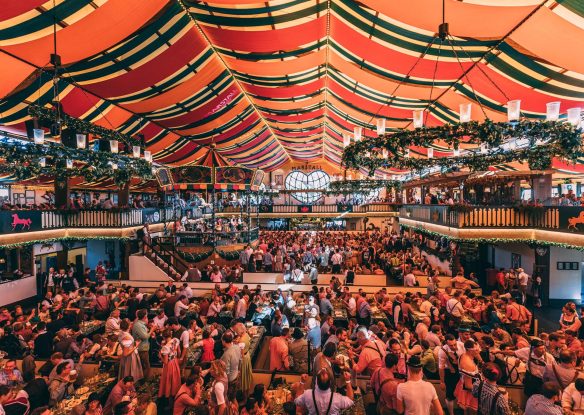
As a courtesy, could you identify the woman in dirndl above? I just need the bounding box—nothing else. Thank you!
[454,340,481,414]
[159,329,182,398]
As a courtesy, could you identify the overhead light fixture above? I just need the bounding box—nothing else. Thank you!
[507,99,521,122]
[427,148,433,159]
[376,118,386,135]
[343,133,351,148]
[109,140,119,153]
[132,146,141,158]
[39,158,46,168]
[413,110,424,128]
[353,126,362,142]
[144,150,152,162]
[33,129,45,145]
[546,102,560,121]
[567,108,581,126]
[76,134,86,149]
[66,159,73,169]
[459,103,472,123]
[453,148,460,157]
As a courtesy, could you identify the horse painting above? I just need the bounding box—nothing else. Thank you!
[11,214,32,231]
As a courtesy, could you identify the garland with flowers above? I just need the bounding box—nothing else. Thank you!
[325,179,402,195]
[0,139,153,186]
[401,224,584,252]
[0,236,129,250]
[342,120,583,175]
[29,104,141,147]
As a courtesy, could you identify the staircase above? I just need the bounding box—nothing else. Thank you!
[142,237,191,281]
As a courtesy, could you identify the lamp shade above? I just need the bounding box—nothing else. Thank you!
[413,110,424,128]
[132,146,141,158]
[382,148,389,159]
[453,148,460,157]
[39,157,46,168]
[109,139,119,153]
[459,103,472,123]
[405,149,410,158]
[76,134,86,149]
[144,150,152,162]
[567,108,581,126]
[110,162,118,170]
[66,159,73,169]
[546,102,560,121]
[33,129,45,145]
[353,126,362,142]
[343,133,351,147]
[480,143,488,154]
[376,118,386,135]
[507,100,521,121]
[427,148,434,159]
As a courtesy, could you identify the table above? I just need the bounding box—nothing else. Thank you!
[79,320,105,336]
[369,306,390,326]
[52,372,116,415]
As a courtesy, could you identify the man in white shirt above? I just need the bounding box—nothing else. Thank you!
[174,295,189,318]
[179,283,193,299]
[446,291,465,319]
[236,295,248,321]
[403,272,417,287]
[105,309,121,337]
[561,378,584,413]
[295,369,353,415]
[517,268,529,304]
[514,338,555,397]
[397,355,443,415]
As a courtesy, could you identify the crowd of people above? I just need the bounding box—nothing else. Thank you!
[0,228,583,415]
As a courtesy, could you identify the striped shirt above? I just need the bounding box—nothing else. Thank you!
[472,380,510,415]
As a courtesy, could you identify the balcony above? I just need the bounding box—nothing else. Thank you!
[218,203,400,215]
[2,207,181,234]
[398,204,584,245]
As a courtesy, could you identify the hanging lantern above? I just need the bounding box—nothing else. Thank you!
[132,146,141,158]
[507,100,521,122]
[546,102,560,121]
[405,149,410,158]
[567,108,581,126]
[382,148,389,159]
[480,143,488,154]
[453,148,460,157]
[39,158,46,168]
[376,118,386,135]
[110,162,118,170]
[66,159,73,169]
[151,167,157,175]
[343,133,351,148]
[413,110,424,128]
[427,148,434,159]
[33,129,45,145]
[76,134,86,149]
[353,126,362,142]
[459,103,472,123]
[109,139,119,153]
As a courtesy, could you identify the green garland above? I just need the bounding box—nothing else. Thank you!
[216,248,242,261]
[0,236,128,250]
[28,104,140,146]
[342,120,582,174]
[324,179,402,195]
[0,139,153,186]
[401,224,584,252]
[178,250,213,263]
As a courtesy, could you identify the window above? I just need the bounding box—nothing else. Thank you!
[285,170,330,204]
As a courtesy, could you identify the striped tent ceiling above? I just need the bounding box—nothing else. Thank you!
[0,0,583,175]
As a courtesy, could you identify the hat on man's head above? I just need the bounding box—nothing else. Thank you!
[531,338,545,348]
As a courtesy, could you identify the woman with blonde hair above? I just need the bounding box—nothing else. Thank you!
[118,319,143,382]
[209,359,229,415]
[233,322,253,395]
[159,328,182,399]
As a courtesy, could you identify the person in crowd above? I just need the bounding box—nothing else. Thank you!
[118,319,143,382]
[104,376,136,415]
[158,328,182,399]
[370,353,400,415]
[524,382,562,415]
[295,369,353,415]
[173,375,202,415]
[220,332,241,392]
[396,355,443,415]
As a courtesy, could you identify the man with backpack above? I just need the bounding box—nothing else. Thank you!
[472,363,510,415]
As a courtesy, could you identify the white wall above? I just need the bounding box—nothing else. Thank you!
[129,255,170,281]
[0,277,37,307]
[492,243,535,276]
[549,246,584,301]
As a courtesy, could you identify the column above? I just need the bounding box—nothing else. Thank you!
[54,176,70,210]
[118,181,130,208]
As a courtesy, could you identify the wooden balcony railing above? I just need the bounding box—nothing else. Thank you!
[399,205,584,233]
